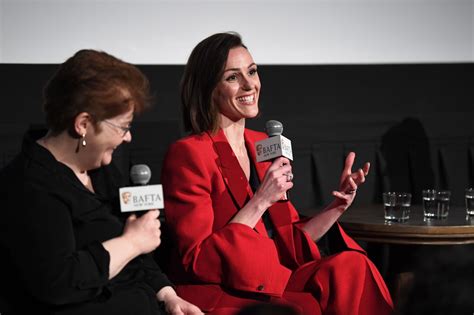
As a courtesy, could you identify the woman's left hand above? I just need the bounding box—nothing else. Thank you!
[332,152,370,211]
[164,296,203,315]
[158,286,203,315]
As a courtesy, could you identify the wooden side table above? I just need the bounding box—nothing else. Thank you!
[339,204,474,245]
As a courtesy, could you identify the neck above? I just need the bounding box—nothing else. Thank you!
[38,131,88,175]
[219,115,246,152]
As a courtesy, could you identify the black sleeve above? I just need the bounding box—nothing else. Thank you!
[141,254,173,293]
[90,162,174,293]
[4,187,111,305]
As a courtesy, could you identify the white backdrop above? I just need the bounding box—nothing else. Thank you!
[0,0,472,64]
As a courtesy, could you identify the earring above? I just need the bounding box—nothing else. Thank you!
[76,133,86,153]
[81,134,87,147]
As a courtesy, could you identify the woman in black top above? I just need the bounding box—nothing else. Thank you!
[0,50,202,315]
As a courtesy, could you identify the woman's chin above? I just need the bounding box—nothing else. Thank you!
[245,109,259,119]
[100,153,114,166]
[238,106,259,120]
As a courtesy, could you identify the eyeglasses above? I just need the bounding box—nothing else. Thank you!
[103,120,132,137]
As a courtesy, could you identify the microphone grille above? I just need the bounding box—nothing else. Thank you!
[265,120,283,137]
[130,164,152,185]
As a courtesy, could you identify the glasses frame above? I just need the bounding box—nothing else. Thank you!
[103,120,132,137]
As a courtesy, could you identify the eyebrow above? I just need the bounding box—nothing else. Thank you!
[116,117,133,126]
[223,63,257,73]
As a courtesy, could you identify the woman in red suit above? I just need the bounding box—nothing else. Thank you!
[161,32,393,314]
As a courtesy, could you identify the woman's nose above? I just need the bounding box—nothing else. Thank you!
[123,130,132,143]
[241,76,254,91]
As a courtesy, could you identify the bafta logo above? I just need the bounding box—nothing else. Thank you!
[256,144,263,156]
[121,191,132,205]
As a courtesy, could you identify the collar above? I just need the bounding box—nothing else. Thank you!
[21,129,95,194]
[207,129,273,235]
[209,128,297,228]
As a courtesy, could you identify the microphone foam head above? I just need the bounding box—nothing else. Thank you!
[265,120,283,137]
[130,164,152,185]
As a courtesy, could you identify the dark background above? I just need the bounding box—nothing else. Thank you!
[1,62,474,313]
[1,63,473,212]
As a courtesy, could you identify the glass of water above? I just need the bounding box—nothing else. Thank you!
[422,189,437,218]
[435,190,451,219]
[423,189,451,219]
[465,188,474,216]
[383,192,411,222]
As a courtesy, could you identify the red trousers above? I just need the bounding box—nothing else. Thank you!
[200,251,393,315]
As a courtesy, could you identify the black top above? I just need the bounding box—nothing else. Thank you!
[0,131,170,315]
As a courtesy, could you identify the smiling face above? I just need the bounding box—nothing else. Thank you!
[84,107,134,169]
[212,46,261,125]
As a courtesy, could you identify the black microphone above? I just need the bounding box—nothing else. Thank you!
[255,120,293,201]
[119,164,164,213]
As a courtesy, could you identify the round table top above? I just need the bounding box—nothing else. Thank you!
[338,204,474,245]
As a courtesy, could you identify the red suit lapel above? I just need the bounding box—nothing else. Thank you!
[245,130,298,228]
[208,129,268,236]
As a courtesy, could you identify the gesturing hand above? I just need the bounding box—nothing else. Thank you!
[332,152,370,211]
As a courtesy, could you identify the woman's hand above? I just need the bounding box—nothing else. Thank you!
[157,286,203,315]
[302,152,370,241]
[253,157,294,209]
[102,209,161,279]
[331,152,370,212]
[122,209,161,255]
[230,157,293,228]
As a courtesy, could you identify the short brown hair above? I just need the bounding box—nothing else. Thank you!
[181,32,246,134]
[43,49,151,135]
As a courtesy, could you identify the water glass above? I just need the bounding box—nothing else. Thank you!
[423,189,450,218]
[436,190,451,218]
[466,188,474,216]
[422,189,437,217]
[383,192,411,221]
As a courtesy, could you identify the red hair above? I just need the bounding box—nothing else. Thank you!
[43,49,151,135]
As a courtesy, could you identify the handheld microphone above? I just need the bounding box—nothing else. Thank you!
[119,164,164,212]
[255,120,293,201]
[130,164,152,185]
[255,120,293,163]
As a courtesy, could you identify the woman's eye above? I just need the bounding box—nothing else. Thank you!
[225,74,237,82]
[249,68,258,76]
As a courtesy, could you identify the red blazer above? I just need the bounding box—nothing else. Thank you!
[161,128,365,311]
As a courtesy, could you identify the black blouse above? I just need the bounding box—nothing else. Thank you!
[0,131,170,315]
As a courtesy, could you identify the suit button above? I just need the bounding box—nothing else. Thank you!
[257,285,264,291]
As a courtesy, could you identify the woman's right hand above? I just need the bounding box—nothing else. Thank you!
[230,157,293,228]
[122,209,161,255]
[254,157,294,209]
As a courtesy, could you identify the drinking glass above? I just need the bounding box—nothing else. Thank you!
[383,192,411,221]
[465,188,474,216]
